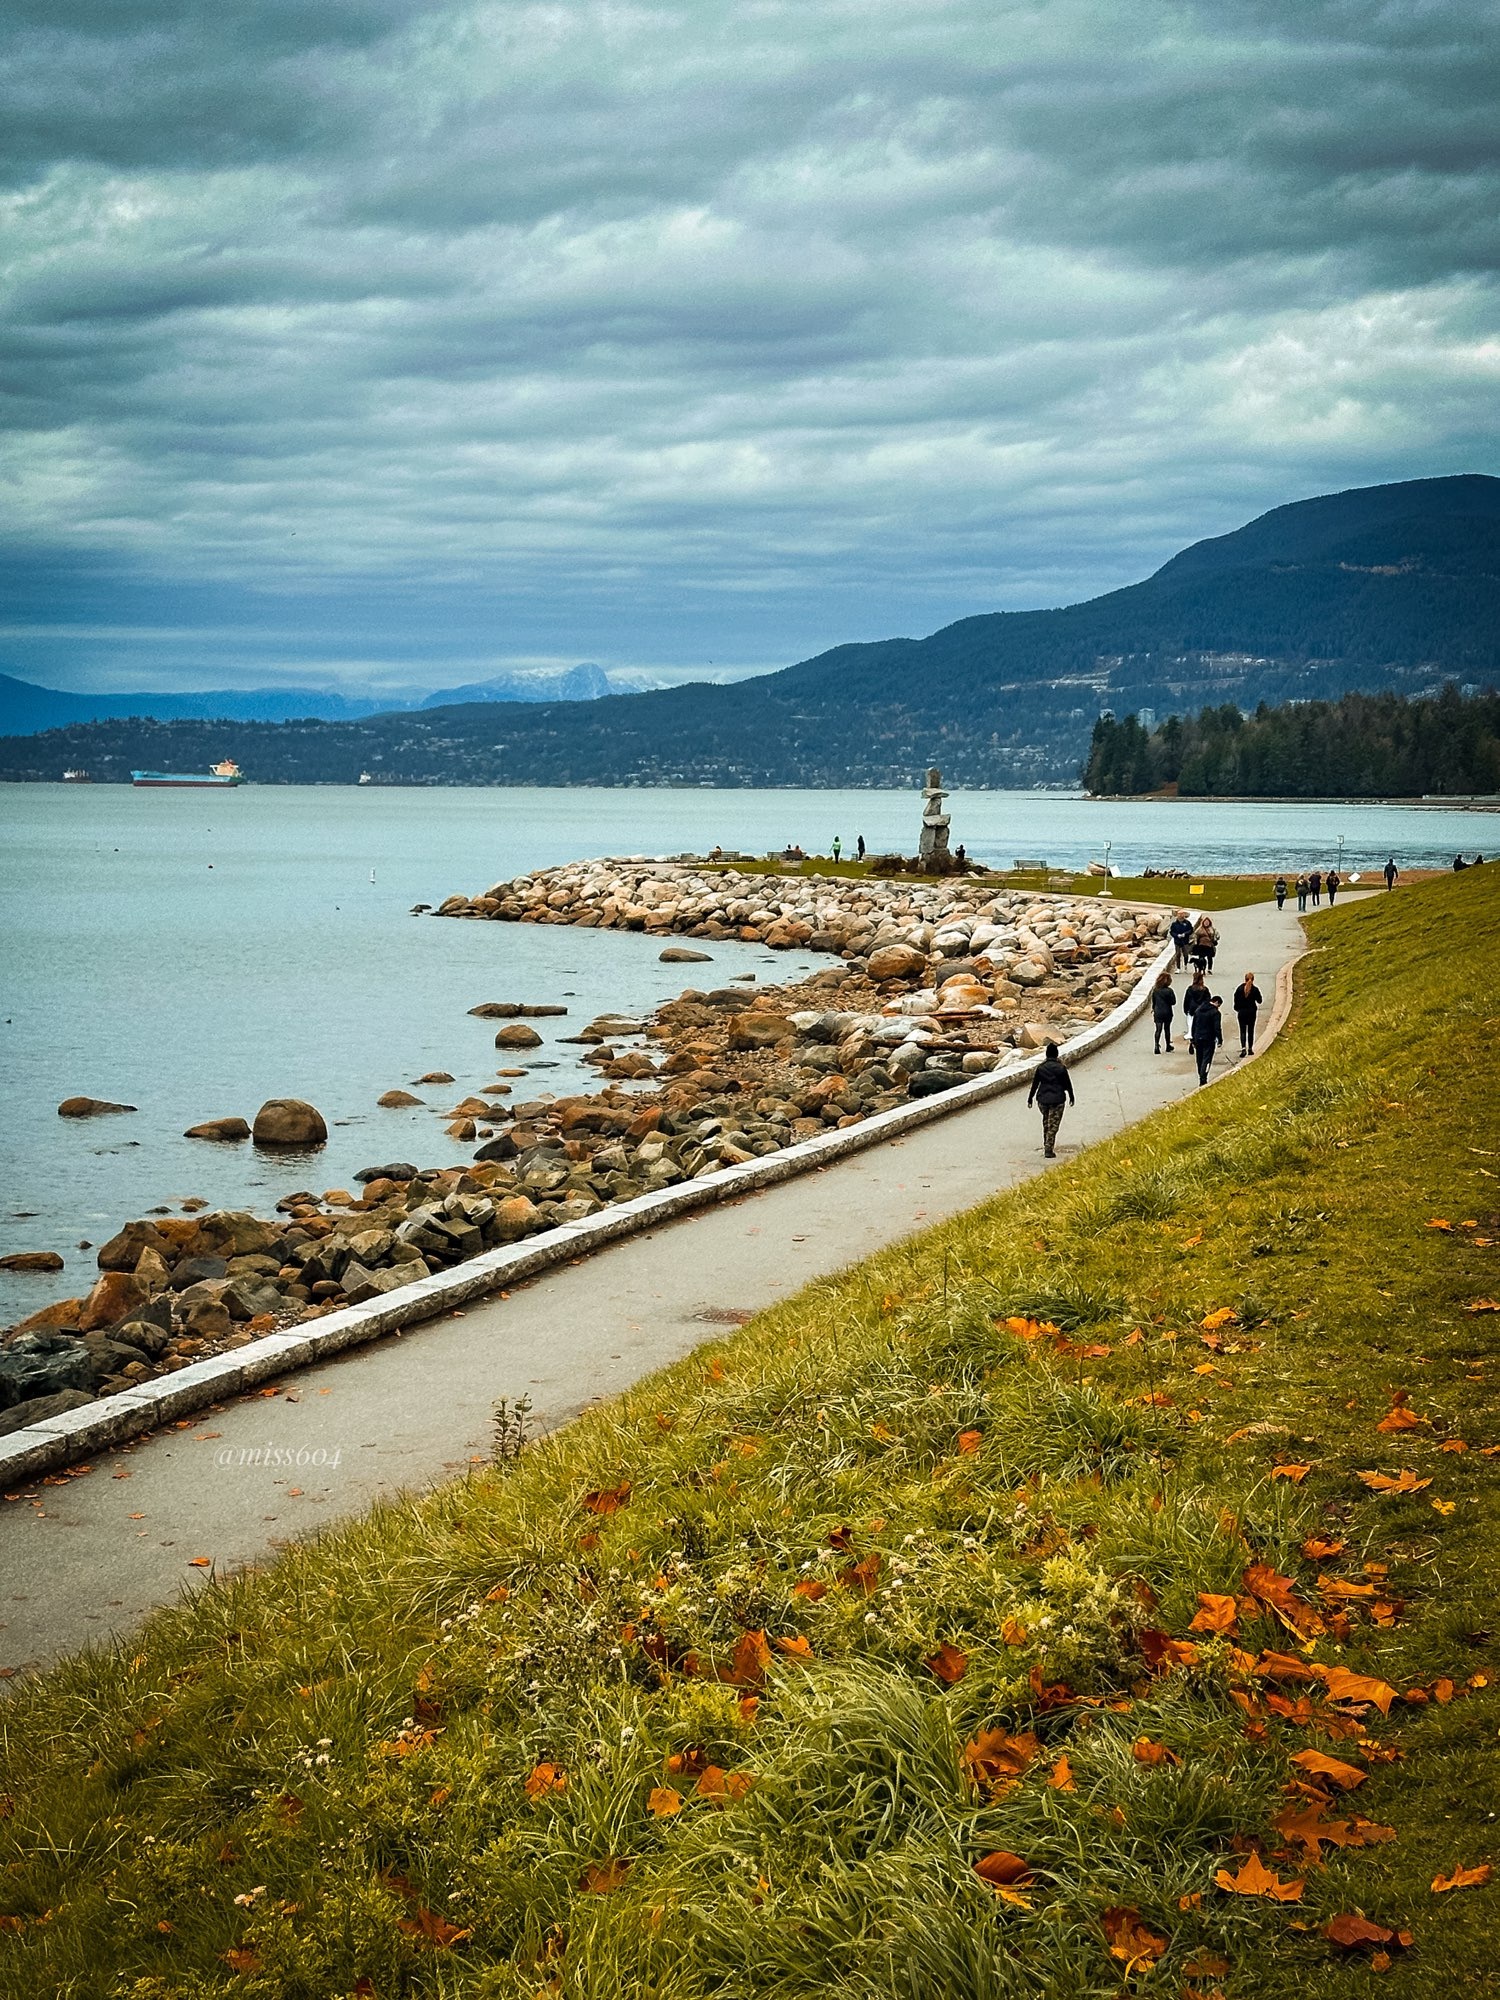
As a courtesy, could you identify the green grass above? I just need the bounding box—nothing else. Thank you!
[1,872,1497,1998]
[701,856,1275,906]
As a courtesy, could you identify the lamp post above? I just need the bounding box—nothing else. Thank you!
[1338,832,1345,873]
[1099,838,1113,895]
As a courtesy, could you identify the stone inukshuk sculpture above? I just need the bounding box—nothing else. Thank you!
[918,766,951,869]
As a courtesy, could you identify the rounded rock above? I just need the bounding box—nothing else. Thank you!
[251,1098,329,1147]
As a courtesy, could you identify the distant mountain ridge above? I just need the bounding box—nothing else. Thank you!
[0,661,632,736]
[2,474,1495,787]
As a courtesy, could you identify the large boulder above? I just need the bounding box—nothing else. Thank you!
[0,1251,64,1274]
[0,1335,94,1408]
[866,944,928,983]
[495,1024,543,1049]
[77,1270,150,1333]
[0,1387,96,1437]
[252,1098,328,1147]
[95,1220,170,1272]
[377,1089,423,1108]
[184,1117,250,1142]
[659,947,712,963]
[726,1012,794,1051]
[57,1096,136,1118]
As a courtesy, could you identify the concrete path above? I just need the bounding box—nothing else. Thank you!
[0,892,1313,1677]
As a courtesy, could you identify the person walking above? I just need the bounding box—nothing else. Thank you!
[1170,910,1193,969]
[1150,972,1177,1053]
[1190,992,1223,1087]
[831,836,842,864]
[1384,857,1398,890]
[1295,873,1308,913]
[1026,1041,1074,1159]
[856,834,866,863]
[1274,874,1287,910]
[1193,913,1219,975]
[1232,971,1263,1056]
[1326,867,1340,905]
[1309,869,1322,906]
[1183,969,1209,1030]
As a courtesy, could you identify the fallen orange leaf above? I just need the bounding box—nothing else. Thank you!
[772,1634,814,1659]
[725,1628,773,1687]
[1316,1666,1398,1714]
[582,1482,632,1515]
[792,1578,826,1601]
[964,1728,1040,1793]
[957,1429,983,1454]
[647,1786,682,1816]
[1101,1906,1168,1967]
[1189,1593,1238,1634]
[1214,1852,1304,1901]
[223,1948,263,1974]
[187,1557,212,1568]
[1426,1219,1453,1231]
[1432,1863,1492,1893]
[1047,1755,1076,1791]
[837,1553,882,1594]
[1356,1469,1431,1495]
[1324,1913,1406,1950]
[1000,1616,1028,1646]
[1272,1464,1311,1483]
[973,1850,1032,1888]
[925,1642,968,1685]
[1132,1737,1181,1768]
[1201,1306,1238,1330]
[1291,1749,1367,1790]
[1303,1535,1346,1561]
[524,1762,567,1801]
[579,1858,631,1894]
[1376,1407,1423,1433]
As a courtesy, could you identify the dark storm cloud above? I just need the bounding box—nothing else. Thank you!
[0,0,1496,689]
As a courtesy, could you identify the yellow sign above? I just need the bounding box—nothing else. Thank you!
[1189,883,1205,895]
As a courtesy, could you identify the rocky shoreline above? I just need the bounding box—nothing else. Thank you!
[3,861,1166,1436]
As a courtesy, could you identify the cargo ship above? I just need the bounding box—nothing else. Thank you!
[131,760,246,788]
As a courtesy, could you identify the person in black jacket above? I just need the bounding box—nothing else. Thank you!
[1232,971,1263,1056]
[1026,1041,1074,1159]
[1150,971,1176,1053]
[1182,971,1209,1028]
[1169,912,1193,969]
[1189,994,1223,1087]
[1274,875,1287,910]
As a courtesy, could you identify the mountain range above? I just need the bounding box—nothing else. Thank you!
[0,660,629,735]
[2,474,1495,788]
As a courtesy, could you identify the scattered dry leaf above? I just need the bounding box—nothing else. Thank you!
[580,1858,631,1895]
[647,1786,682,1817]
[925,1642,969,1685]
[1214,1852,1305,1901]
[1432,1863,1492,1893]
[1102,1906,1168,1968]
[1291,1749,1367,1790]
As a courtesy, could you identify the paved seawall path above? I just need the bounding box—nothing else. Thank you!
[0,892,1317,1677]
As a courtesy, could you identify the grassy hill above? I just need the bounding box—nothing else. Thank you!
[1,475,1496,787]
[0,867,1496,1997]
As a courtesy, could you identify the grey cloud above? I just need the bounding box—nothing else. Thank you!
[0,0,1495,688]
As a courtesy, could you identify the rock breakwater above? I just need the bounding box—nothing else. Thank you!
[4,861,1166,1439]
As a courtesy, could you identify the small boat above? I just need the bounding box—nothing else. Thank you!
[132,760,246,789]
[358,771,374,784]
[61,769,91,782]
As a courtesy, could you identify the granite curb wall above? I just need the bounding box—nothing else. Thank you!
[0,933,1177,1488]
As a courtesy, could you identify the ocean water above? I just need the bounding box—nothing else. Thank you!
[0,782,1490,1325]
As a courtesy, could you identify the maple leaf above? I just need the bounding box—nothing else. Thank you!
[1324,1913,1400,1950]
[1101,1906,1168,1968]
[1272,1463,1311,1483]
[1132,1737,1181,1767]
[973,1850,1033,1889]
[1242,1563,1324,1638]
[1048,1755,1076,1791]
[397,1906,471,1948]
[579,1858,631,1895]
[1356,1469,1431,1495]
[1376,1406,1423,1433]
[963,1728,1040,1793]
[1201,1306,1239,1330]
[582,1482,632,1515]
[724,1629,772,1687]
[1000,1616,1028,1646]
[647,1786,682,1816]
[792,1578,826,1601]
[1432,1863,1492,1893]
[1291,1749,1367,1790]
[925,1642,969,1685]
[1466,1298,1500,1313]
[1214,1852,1304,1901]
[1192,1592,1240,1640]
[1316,1666,1398,1714]
[772,1634,814,1659]
[524,1762,567,1801]
[836,1553,882,1594]
[1303,1535,1346,1561]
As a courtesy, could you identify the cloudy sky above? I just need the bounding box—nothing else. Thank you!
[2,0,1496,694]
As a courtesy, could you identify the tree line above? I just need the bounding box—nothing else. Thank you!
[1084,685,1500,798]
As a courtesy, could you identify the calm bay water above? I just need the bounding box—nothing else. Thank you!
[0,781,1490,1325]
